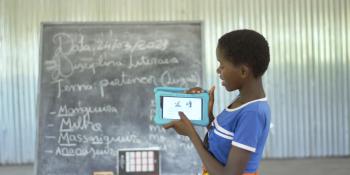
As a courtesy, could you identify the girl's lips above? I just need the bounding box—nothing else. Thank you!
[219,75,226,86]
[221,80,226,86]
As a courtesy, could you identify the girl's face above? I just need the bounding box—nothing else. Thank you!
[216,46,244,91]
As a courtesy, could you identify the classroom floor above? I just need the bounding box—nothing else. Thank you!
[1,157,349,175]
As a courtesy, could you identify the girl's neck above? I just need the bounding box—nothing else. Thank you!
[238,78,265,103]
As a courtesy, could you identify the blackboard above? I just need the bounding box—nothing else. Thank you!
[35,22,204,175]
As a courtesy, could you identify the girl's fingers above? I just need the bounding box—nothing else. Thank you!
[209,86,215,103]
[209,86,215,115]
[209,86,215,97]
[163,122,175,129]
[185,87,203,94]
[179,111,189,121]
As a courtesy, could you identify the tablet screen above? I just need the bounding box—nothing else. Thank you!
[162,96,202,120]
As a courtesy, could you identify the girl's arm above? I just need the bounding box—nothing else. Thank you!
[189,123,251,175]
[164,112,251,175]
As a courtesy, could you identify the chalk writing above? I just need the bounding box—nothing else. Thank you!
[149,125,167,134]
[46,53,179,81]
[46,53,74,81]
[59,113,102,132]
[55,146,119,158]
[57,103,118,117]
[149,100,156,121]
[148,134,193,151]
[53,79,94,98]
[46,52,124,81]
[72,53,124,74]
[128,54,179,69]
[52,32,168,55]
[57,133,140,147]
[99,73,157,97]
[47,32,170,81]
[160,71,200,87]
[99,71,200,97]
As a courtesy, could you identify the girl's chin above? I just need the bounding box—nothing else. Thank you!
[221,83,230,90]
[222,83,234,91]
[224,86,232,91]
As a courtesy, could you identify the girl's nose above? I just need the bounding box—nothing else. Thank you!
[216,67,221,74]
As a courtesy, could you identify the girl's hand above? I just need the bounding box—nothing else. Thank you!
[208,86,215,124]
[163,112,196,138]
[185,86,216,128]
[185,87,204,94]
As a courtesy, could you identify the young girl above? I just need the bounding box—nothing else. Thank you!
[164,29,271,175]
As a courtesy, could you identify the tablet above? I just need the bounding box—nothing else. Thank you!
[153,86,209,126]
[162,96,202,120]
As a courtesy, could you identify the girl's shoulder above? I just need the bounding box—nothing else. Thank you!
[217,98,270,125]
[225,97,269,113]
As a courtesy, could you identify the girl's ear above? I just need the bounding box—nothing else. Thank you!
[240,65,250,78]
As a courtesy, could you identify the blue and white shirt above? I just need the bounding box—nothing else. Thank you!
[207,97,270,173]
